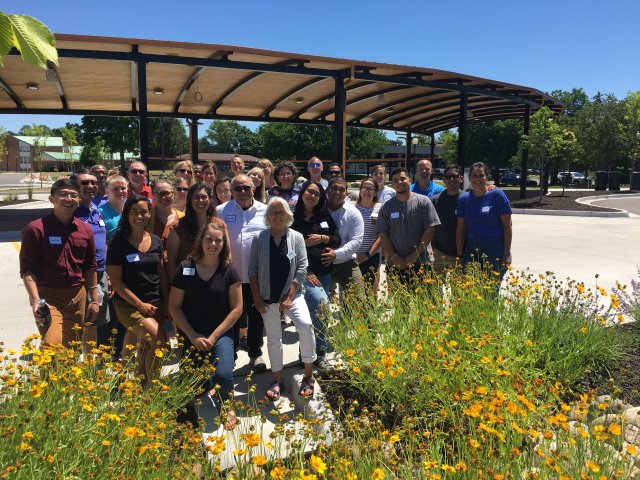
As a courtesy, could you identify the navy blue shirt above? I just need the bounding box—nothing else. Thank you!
[456,189,512,243]
[75,203,107,272]
[269,233,290,303]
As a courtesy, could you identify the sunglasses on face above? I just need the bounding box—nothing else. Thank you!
[130,169,146,175]
[234,185,252,192]
[179,169,192,174]
[193,195,209,201]
[81,180,97,186]
[155,191,174,199]
[328,170,341,176]
[309,162,322,168]
[175,187,188,192]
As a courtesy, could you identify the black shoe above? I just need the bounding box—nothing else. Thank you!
[313,355,332,374]
[238,336,249,352]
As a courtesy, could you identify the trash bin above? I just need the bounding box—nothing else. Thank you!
[595,171,608,190]
[608,171,621,191]
[631,172,640,191]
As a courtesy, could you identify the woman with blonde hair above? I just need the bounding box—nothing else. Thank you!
[173,160,194,186]
[247,167,266,203]
[257,158,276,190]
[173,177,189,213]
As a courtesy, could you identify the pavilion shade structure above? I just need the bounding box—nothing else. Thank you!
[0,34,562,136]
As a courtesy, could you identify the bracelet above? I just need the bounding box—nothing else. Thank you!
[89,301,99,305]
[89,286,99,290]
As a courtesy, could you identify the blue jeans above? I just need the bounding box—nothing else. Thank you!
[303,273,331,353]
[183,335,234,409]
[464,239,510,282]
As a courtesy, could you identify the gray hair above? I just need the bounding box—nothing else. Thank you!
[265,196,294,228]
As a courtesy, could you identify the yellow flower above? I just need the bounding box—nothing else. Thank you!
[310,454,327,475]
[607,423,622,435]
[441,464,456,473]
[346,348,356,357]
[270,466,286,479]
[388,433,400,443]
[580,327,588,333]
[19,442,30,451]
[82,404,93,412]
[102,440,111,446]
[586,460,600,472]
[241,432,261,447]
[352,366,361,374]
[455,462,467,472]
[46,455,54,463]
[372,468,385,479]
[233,448,247,456]
[480,357,491,364]
[22,432,33,440]
[154,348,164,358]
[524,339,533,346]
[252,455,268,466]
[377,371,385,379]
[476,386,488,395]
[468,439,481,449]
[123,426,146,438]
[626,444,638,455]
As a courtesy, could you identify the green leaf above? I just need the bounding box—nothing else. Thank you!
[0,14,17,66]
[6,13,57,69]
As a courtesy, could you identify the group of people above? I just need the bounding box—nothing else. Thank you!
[19,154,512,425]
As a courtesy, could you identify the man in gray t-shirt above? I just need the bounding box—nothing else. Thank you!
[377,167,440,271]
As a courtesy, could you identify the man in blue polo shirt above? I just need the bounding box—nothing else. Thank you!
[71,170,109,353]
[410,159,445,198]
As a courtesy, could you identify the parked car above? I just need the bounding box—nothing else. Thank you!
[500,172,538,187]
[557,171,588,185]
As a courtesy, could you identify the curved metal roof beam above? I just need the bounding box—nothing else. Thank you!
[0,75,25,109]
[349,90,452,124]
[412,106,525,131]
[260,76,329,118]
[173,51,231,112]
[208,59,305,115]
[291,81,374,119]
[45,61,68,109]
[314,85,413,120]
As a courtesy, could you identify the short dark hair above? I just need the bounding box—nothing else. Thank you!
[273,161,298,186]
[470,162,490,177]
[390,167,409,179]
[444,164,462,176]
[328,176,347,189]
[328,163,342,172]
[50,178,80,196]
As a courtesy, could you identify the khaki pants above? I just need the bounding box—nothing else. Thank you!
[37,286,86,347]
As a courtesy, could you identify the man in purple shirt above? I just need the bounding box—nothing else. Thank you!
[20,178,99,347]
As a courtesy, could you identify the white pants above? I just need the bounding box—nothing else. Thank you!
[261,293,317,373]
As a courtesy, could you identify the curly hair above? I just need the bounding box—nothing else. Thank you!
[179,182,215,241]
[273,161,298,187]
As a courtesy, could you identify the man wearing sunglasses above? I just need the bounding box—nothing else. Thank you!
[302,156,328,189]
[216,174,268,372]
[71,170,110,351]
[127,161,154,205]
[430,165,463,275]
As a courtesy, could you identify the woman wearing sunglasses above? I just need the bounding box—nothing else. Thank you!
[173,177,189,213]
[173,160,195,187]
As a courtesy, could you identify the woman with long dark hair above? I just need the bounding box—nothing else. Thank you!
[292,180,341,372]
[106,195,166,380]
[167,182,225,279]
[169,222,242,428]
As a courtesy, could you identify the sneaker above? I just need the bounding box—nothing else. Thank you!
[238,336,249,352]
[313,355,332,374]
[250,355,267,373]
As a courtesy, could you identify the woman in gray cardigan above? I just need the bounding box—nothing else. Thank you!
[249,197,317,400]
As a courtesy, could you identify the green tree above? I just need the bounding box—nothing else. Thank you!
[0,126,7,167]
[549,88,590,118]
[623,91,640,171]
[61,125,78,172]
[80,117,139,172]
[147,118,189,158]
[0,12,57,68]
[346,128,389,159]
[79,137,107,167]
[437,130,458,165]
[202,120,260,155]
[20,124,48,186]
[466,119,522,175]
[19,124,52,136]
[257,123,332,160]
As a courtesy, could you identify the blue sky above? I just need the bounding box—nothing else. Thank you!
[2,0,638,138]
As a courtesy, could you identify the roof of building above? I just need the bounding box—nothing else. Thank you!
[14,135,64,147]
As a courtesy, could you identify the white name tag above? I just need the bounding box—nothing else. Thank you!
[48,236,62,245]
[320,221,329,229]
[481,206,492,213]
[182,267,195,276]
[126,253,140,263]
[225,214,236,222]
[391,212,400,219]
[99,219,106,227]
[286,251,296,260]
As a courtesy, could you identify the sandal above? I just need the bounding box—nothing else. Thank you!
[265,380,284,401]
[298,376,315,398]
[223,409,238,430]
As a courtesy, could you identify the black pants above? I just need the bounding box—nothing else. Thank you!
[358,252,381,286]
[234,283,264,359]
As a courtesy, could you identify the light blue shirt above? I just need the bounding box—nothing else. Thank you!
[410,180,445,198]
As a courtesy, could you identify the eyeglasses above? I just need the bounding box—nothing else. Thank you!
[175,187,188,192]
[234,185,252,192]
[278,171,293,177]
[155,191,174,199]
[327,170,341,176]
[329,186,346,194]
[129,169,146,175]
[269,211,286,217]
[80,180,97,186]
[178,169,192,174]
[360,186,376,192]
[443,175,461,180]
[193,195,210,201]
[309,162,322,168]
[55,191,79,199]
[305,189,321,198]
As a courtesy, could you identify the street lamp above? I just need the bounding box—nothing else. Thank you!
[412,137,419,178]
